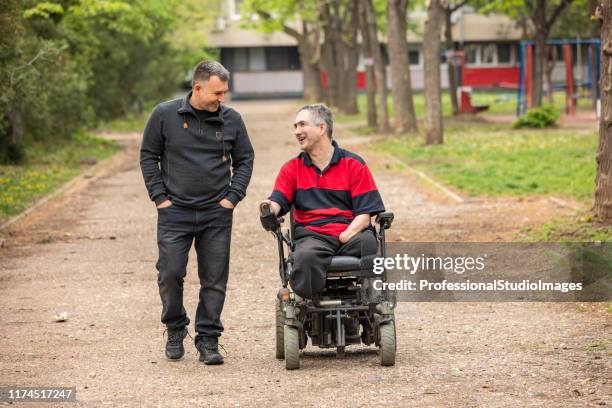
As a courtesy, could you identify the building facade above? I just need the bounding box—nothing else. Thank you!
[207,1,592,99]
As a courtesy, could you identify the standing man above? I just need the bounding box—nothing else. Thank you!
[140,61,254,364]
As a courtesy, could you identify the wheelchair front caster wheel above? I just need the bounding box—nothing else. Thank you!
[379,321,396,366]
[336,346,345,358]
[284,325,300,370]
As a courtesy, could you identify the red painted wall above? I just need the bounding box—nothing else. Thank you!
[322,66,520,90]
[463,66,520,88]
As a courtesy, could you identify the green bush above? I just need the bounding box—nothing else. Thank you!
[0,0,199,164]
[512,105,560,129]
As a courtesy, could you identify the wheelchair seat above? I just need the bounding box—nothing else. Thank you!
[328,256,361,272]
[326,254,377,278]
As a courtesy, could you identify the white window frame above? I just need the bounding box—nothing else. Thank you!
[408,48,421,67]
[464,43,516,68]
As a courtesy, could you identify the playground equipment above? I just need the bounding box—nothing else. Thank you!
[459,87,489,114]
[446,50,491,114]
[517,39,601,116]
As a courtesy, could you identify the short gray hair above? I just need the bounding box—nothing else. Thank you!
[192,60,230,86]
[297,103,333,139]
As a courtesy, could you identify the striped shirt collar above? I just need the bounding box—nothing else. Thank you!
[301,140,341,168]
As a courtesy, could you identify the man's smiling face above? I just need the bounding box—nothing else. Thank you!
[293,110,326,152]
[192,75,228,112]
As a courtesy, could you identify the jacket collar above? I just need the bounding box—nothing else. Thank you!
[302,140,341,168]
[177,91,224,124]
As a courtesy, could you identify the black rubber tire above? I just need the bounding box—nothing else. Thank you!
[275,298,285,359]
[284,325,300,370]
[379,321,396,366]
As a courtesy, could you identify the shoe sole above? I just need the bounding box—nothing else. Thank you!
[198,356,223,365]
[166,352,184,361]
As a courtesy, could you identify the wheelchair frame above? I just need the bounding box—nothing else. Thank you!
[260,203,396,369]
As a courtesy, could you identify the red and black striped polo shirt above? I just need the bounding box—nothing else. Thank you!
[269,140,385,237]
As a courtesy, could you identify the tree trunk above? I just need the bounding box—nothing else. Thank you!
[361,0,389,132]
[444,5,459,115]
[321,41,340,108]
[321,2,340,108]
[364,62,377,127]
[532,0,548,107]
[4,107,25,164]
[342,1,359,114]
[387,0,418,133]
[358,0,377,127]
[301,54,324,102]
[8,107,22,147]
[424,0,444,145]
[531,0,573,108]
[545,45,555,105]
[590,0,600,108]
[298,25,324,102]
[594,0,612,223]
[321,0,359,114]
[533,28,547,107]
[341,41,360,114]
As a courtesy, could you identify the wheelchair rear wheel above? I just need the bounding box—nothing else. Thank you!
[379,321,396,366]
[275,298,285,359]
[284,325,300,370]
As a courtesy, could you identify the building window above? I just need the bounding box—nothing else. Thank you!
[233,48,249,71]
[409,49,420,65]
[480,44,496,65]
[465,45,478,65]
[497,43,512,64]
[266,47,301,70]
[249,48,266,71]
[464,43,517,67]
[555,44,565,61]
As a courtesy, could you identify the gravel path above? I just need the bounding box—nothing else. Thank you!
[0,100,609,407]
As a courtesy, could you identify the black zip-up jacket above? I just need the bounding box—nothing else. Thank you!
[140,93,254,208]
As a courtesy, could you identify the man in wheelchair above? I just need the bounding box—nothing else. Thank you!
[260,104,396,369]
[261,103,385,300]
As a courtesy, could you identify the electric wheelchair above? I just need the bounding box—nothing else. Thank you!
[260,202,396,370]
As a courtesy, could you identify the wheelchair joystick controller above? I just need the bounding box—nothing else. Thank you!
[259,201,280,232]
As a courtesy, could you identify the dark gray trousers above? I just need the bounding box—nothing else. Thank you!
[156,203,233,345]
[291,227,378,299]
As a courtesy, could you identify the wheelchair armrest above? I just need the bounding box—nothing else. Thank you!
[259,202,281,232]
[375,212,394,230]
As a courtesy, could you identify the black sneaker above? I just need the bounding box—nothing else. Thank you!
[165,327,188,360]
[197,341,224,365]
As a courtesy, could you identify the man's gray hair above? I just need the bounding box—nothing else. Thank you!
[191,60,230,86]
[297,103,333,139]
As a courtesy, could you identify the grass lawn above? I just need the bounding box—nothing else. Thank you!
[0,133,120,220]
[371,122,610,241]
[374,126,597,201]
[520,215,612,241]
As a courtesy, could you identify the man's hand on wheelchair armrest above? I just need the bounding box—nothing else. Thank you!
[375,212,394,229]
[259,199,283,232]
[259,199,281,216]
